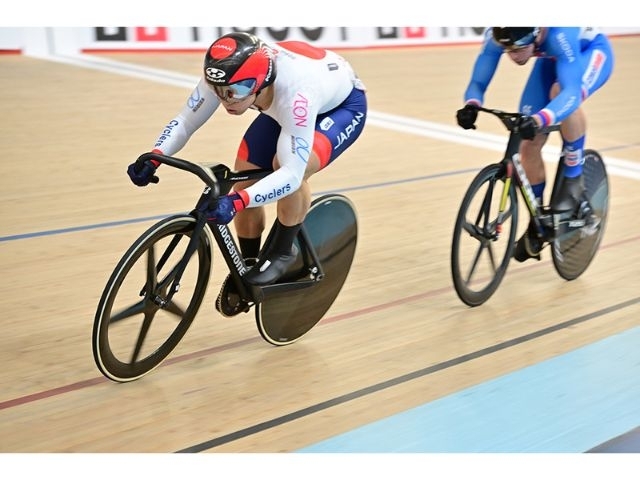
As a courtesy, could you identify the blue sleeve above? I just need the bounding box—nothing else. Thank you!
[463,28,503,105]
[537,27,584,125]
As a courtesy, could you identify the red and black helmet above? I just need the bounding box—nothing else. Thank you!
[203,32,276,97]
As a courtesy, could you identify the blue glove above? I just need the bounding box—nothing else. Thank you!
[127,159,159,186]
[517,115,538,140]
[206,192,246,225]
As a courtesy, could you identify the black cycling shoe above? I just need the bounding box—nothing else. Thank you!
[243,245,299,286]
[551,175,585,214]
[513,225,542,263]
[215,258,257,317]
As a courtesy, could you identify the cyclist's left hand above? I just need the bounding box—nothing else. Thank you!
[518,116,538,140]
[206,192,246,224]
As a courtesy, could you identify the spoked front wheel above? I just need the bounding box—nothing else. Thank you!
[92,215,212,382]
[255,194,358,345]
[451,163,518,307]
[552,149,609,280]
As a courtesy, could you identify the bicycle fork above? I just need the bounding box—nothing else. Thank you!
[140,213,208,309]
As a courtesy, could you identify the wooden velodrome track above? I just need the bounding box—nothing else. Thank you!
[1,35,639,454]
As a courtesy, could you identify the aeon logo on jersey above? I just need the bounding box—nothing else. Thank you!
[154,119,179,148]
[205,67,226,83]
[292,93,309,127]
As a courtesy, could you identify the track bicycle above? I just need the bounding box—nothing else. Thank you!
[92,152,358,382]
[450,105,609,307]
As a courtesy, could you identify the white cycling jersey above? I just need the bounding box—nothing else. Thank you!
[151,40,365,208]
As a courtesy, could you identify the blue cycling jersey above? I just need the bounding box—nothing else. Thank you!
[463,27,614,127]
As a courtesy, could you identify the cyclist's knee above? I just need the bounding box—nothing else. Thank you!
[521,134,546,155]
[276,191,309,226]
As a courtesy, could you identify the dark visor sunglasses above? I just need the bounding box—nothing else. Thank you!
[212,79,257,102]
[503,31,537,51]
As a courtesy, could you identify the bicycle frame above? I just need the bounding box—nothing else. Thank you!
[500,131,547,239]
[450,105,608,307]
[94,154,358,381]
[137,152,325,306]
[475,107,561,242]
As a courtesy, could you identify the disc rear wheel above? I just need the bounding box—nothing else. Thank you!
[552,149,608,280]
[256,194,358,345]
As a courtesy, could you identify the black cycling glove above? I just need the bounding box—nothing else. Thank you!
[517,116,538,140]
[127,157,160,187]
[456,104,478,130]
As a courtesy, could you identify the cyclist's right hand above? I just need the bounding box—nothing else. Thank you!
[456,104,478,130]
[127,156,160,187]
[516,115,538,140]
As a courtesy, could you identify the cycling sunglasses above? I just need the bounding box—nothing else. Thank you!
[212,79,257,102]
[503,31,537,51]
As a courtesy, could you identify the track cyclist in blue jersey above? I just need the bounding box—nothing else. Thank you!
[127,32,368,290]
[456,27,614,262]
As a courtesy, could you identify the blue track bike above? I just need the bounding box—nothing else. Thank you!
[450,105,609,307]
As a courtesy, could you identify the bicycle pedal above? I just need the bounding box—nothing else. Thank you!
[216,274,252,317]
[215,293,251,317]
[216,300,251,317]
[513,232,542,263]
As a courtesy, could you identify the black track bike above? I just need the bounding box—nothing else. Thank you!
[451,105,609,307]
[92,152,358,382]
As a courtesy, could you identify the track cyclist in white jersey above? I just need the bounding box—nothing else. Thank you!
[456,27,614,262]
[128,31,368,291]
